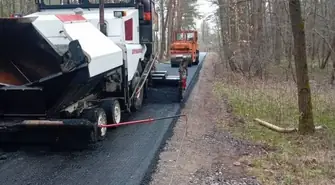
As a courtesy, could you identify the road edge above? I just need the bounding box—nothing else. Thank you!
[139,53,208,185]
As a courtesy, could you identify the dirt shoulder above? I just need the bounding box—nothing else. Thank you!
[149,53,262,185]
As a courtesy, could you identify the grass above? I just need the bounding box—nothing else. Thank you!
[213,63,335,185]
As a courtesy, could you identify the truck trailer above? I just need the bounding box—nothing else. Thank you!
[0,0,189,147]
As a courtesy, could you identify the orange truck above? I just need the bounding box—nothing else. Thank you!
[170,30,199,68]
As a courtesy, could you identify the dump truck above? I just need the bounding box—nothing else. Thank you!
[170,30,200,68]
[0,0,189,147]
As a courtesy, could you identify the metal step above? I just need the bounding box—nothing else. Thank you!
[151,71,168,80]
[152,71,168,75]
[129,56,158,100]
[165,75,179,81]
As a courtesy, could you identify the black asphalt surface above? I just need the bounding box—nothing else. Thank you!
[0,53,206,185]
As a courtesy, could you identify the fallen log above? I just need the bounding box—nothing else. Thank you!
[254,118,323,133]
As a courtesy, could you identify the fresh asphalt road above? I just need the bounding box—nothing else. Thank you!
[0,53,206,185]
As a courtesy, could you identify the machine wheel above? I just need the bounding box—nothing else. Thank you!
[194,50,200,65]
[103,99,122,125]
[131,82,144,111]
[143,79,149,99]
[81,108,108,142]
[131,68,144,112]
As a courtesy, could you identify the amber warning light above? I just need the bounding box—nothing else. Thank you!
[114,11,126,18]
[144,12,151,21]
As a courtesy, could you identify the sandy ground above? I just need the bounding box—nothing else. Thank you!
[149,53,263,185]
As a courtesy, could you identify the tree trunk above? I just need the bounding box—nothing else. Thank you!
[174,0,182,30]
[12,0,16,13]
[166,0,176,59]
[159,0,165,60]
[289,0,315,134]
[218,0,238,72]
[310,0,318,61]
[274,0,282,65]
[0,0,4,17]
[251,0,264,78]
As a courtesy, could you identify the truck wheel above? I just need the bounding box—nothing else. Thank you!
[131,83,144,112]
[81,108,108,142]
[111,99,122,124]
[194,50,200,65]
[143,79,148,99]
[103,99,121,125]
[131,69,144,112]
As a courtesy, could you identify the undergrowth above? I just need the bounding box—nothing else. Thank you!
[213,64,335,185]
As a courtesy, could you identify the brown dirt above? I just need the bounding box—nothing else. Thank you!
[149,53,264,185]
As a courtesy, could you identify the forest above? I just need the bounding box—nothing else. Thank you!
[204,0,335,184]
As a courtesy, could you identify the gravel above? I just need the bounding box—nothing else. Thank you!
[149,53,263,185]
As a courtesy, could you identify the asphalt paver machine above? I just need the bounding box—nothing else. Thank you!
[0,0,189,147]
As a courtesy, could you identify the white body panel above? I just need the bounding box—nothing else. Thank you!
[125,44,146,78]
[63,21,123,77]
[24,8,145,81]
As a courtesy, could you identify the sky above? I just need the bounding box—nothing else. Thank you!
[195,0,217,29]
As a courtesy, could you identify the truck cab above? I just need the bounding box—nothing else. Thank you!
[170,30,199,68]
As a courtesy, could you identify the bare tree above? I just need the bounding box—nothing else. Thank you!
[289,0,315,134]
[158,0,166,59]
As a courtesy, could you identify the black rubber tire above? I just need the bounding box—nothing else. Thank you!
[194,50,200,65]
[137,60,144,74]
[130,65,144,112]
[102,99,121,125]
[81,108,108,143]
[143,79,149,99]
[130,81,144,112]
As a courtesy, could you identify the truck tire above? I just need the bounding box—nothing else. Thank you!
[143,79,149,99]
[194,50,200,65]
[130,67,144,112]
[81,108,108,142]
[102,99,121,125]
[131,82,144,112]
